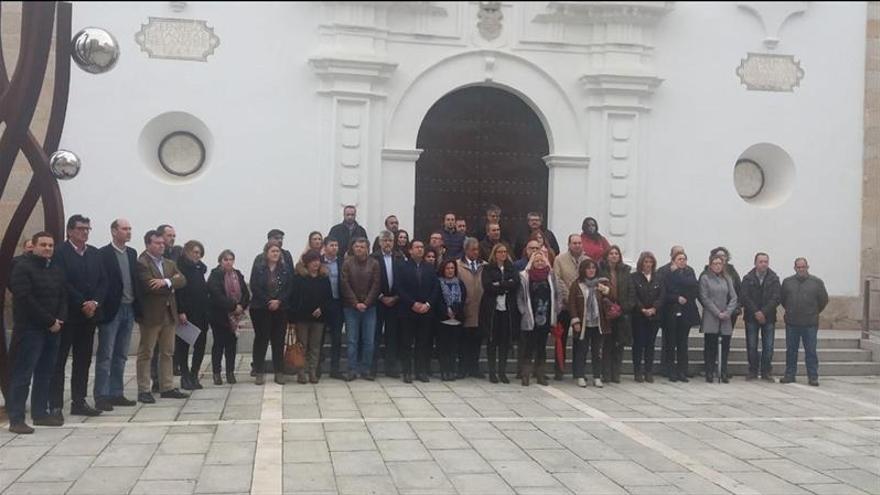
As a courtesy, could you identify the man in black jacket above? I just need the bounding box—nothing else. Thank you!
[94,219,142,411]
[49,215,107,419]
[7,232,67,434]
[371,231,402,378]
[740,252,781,382]
[328,205,368,255]
[319,237,345,379]
[397,241,439,383]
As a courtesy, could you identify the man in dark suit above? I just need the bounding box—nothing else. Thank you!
[49,215,107,420]
[94,219,142,411]
[327,205,368,255]
[320,237,345,379]
[397,240,440,383]
[371,230,401,378]
[136,230,188,403]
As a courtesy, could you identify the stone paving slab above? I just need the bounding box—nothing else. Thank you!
[1,359,879,495]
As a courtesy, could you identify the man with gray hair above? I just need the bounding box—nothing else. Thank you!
[456,237,485,378]
[371,230,402,378]
[780,258,828,386]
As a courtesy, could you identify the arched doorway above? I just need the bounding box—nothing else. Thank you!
[414,86,550,249]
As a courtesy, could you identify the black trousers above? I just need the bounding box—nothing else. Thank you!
[632,314,660,374]
[372,303,400,375]
[399,314,433,376]
[50,319,97,408]
[458,326,482,376]
[659,316,671,376]
[319,299,344,375]
[175,314,208,375]
[520,327,549,373]
[602,325,625,381]
[487,310,512,375]
[211,318,238,374]
[250,309,286,374]
[666,316,691,377]
[438,324,462,375]
[556,310,572,376]
[572,327,602,379]
[704,333,731,376]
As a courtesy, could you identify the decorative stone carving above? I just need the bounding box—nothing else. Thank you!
[737,2,808,49]
[736,53,804,92]
[135,17,219,62]
[477,1,503,41]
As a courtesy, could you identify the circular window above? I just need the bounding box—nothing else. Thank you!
[733,143,795,208]
[733,159,765,199]
[158,131,205,177]
[138,111,213,182]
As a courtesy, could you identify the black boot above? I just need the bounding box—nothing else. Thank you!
[180,371,194,390]
[190,372,203,390]
[213,373,223,385]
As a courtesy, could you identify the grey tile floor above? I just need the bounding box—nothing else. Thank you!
[0,357,878,494]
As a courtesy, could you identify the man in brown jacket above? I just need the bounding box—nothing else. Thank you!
[136,230,188,403]
[455,237,485,378]
[341,237,381,381]
[552,234,587,380]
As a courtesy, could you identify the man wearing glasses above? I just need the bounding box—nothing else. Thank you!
[49,214,108,421]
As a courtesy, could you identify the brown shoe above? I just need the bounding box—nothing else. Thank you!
[309,373,318,384]
[297,373,307,384]
[9,422,34,434]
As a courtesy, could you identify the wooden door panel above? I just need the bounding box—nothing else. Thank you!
[415,86,549,245]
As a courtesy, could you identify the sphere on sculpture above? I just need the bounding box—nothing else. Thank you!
[49,150,81,180]
[71,27,119,74]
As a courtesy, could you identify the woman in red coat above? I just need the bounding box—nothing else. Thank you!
[580,217,610,261]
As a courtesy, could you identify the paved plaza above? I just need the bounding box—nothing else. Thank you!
[0,359,878,495]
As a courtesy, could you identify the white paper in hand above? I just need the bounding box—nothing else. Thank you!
[176,321,202,345]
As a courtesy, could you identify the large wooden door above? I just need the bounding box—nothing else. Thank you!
[414,86,550,245]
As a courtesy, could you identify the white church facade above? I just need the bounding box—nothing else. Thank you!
[58,2,872,317]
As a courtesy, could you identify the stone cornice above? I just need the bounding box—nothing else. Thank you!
[381,148,423,162]
[543,154,590,169]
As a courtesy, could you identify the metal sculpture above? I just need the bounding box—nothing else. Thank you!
[0,2,117,402]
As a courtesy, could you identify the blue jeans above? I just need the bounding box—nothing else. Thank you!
[8,328,60,423]
[745,321,775,377]
[785,325,818,379]
[94,303,135,399]
[344,306,376,375]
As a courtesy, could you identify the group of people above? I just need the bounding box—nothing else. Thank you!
[4,204,829,434]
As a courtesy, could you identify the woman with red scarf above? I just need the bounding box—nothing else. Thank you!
[515,252,557,386]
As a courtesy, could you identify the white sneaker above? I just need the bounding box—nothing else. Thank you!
[576,378,587,388]
[593,378,604,388]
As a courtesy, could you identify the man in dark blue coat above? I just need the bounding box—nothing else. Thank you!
[50,214,107,420]
[397,240,439,383]
[371,230,402,378]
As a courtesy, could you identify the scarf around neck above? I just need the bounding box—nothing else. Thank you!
[440,277,462,308]
[528,265,550,283]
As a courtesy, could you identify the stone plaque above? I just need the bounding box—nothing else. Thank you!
[736,53,804,92]
[135,17,219,62]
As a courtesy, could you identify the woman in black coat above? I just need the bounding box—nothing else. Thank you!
[207,249,250,385]
[250,242,294,385]
[663,252,700,383]
[175,241,211,390]
[630,251,664,383]
[479,243,519,383]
